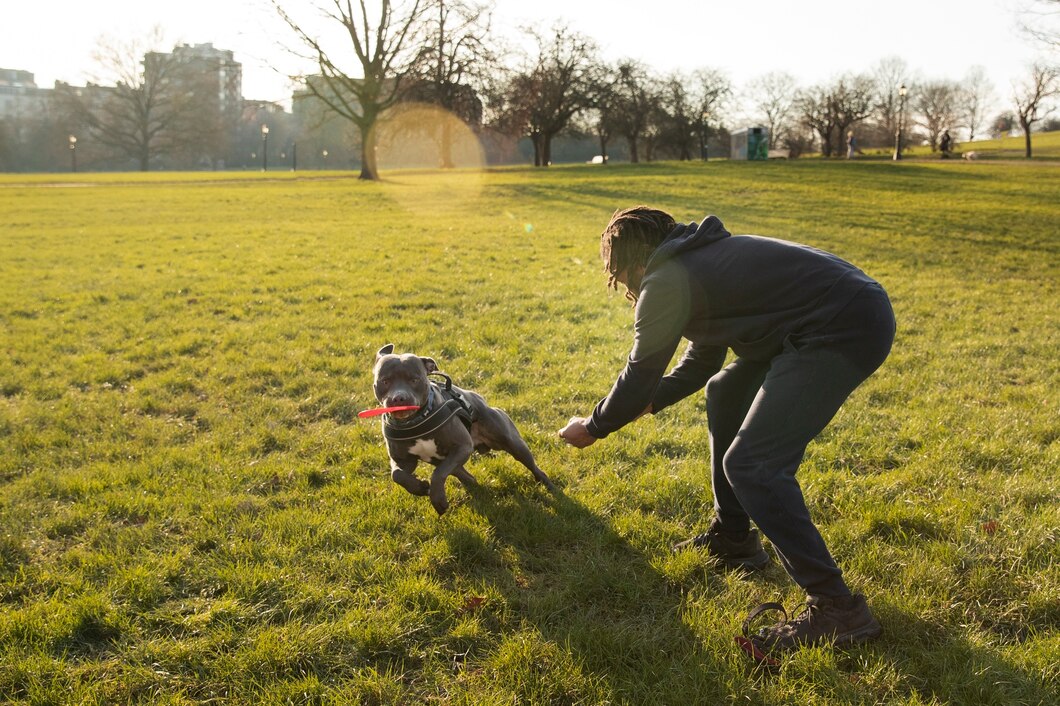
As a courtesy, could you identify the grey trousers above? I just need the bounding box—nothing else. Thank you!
[706,283,896,597]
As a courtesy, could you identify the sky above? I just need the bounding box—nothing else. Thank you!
[0,0,1051,115]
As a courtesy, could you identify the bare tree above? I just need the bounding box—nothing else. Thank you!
[831,74,875,153]
[586,62,620,163]
[612,60,656,163]
[871,57,912,146]
[1013,63,1060,158]
[489,24,597,167]
[794,75,872,157]
[1017,0,1060,50]
[691,69,731,127]
[657,73,697,160]
[0,106,70,172]
[913,79,960,151]
[643,98,669,162]
[685,68,732,160]
[274,0,428,180]
[796,84,838,156]
[959,66,994,143]
[409,0,495,167]
[57,28,204,171]
[746,71,798,149]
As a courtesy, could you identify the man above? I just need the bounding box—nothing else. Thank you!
[559,206,895,652]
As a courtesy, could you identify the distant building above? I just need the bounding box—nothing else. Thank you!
[145,43,244,167]
[0,69,52,119]
[0,69,62,172]
[3,46,299,172]
[141,43,242,113]
[166,43,243,116]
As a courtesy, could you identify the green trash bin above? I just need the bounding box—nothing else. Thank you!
[730,127,770,160]
[748,127,769,161]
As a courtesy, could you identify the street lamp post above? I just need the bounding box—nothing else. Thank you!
[68,135,77,172]
[893,84,908,161]
[261,124,269,171]
[291,142,297,172]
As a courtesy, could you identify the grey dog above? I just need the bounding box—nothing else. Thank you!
[372,344,555,515]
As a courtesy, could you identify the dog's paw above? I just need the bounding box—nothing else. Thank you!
[533,470,557,492]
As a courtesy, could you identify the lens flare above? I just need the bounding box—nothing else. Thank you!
[369,103,485,216]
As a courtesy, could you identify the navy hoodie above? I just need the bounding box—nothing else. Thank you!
[585,215,878,438]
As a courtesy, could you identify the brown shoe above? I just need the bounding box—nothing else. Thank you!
[672,520,770,570]
[750,594,882,652]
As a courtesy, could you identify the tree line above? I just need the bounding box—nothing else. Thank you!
[278,0,1058,178]
[2,0,1057,173]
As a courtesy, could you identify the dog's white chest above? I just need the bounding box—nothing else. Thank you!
[408,438,442,462]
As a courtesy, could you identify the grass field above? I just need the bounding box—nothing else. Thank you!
[943,129,1060,159]
[860,128,1060,160]
[1,160,1058,704]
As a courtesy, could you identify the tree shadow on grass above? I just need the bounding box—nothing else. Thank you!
[441,483,745,704]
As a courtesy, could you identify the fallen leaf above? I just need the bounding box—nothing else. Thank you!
[460,596,487,614]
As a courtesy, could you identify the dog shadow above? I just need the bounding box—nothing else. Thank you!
[436,481,742,702]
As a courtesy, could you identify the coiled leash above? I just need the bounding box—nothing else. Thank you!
[734,602,785,667]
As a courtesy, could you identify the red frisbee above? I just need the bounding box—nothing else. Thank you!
[357,405,420,418]
[735,636,780,667]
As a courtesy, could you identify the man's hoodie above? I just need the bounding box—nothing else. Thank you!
[585,215,878,439]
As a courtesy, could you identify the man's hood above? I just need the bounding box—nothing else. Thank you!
[645,215,731,272]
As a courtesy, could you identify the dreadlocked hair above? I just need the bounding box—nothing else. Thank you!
[600,206,677,292]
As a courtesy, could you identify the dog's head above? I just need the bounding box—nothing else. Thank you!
[372,344,438,419]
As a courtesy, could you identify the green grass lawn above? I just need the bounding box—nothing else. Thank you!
[951,129,1060,159]
[859,128,1060,160]
[1,160,1057,704]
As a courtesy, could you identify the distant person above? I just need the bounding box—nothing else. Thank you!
[846,131,856,159]
[940,131,952,158]
[559,207,895,654]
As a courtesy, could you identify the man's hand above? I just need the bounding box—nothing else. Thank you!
[560,405,653,448]
[558,417,596,448]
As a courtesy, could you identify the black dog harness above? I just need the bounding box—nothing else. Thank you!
[382,372,475,442]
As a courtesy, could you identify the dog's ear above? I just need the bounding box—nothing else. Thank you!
[376,344,395,360]
[420,357,438,374]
